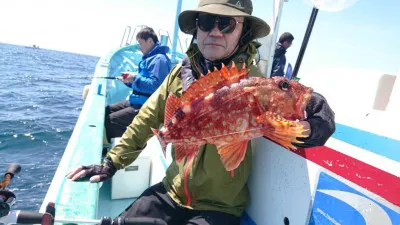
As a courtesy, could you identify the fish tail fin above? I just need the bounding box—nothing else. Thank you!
[151,128,167,157]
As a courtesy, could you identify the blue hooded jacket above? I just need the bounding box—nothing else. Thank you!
[129,42,172,106]
[270,42,287,77]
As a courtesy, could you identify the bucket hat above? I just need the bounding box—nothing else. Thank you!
[178,0,270,40]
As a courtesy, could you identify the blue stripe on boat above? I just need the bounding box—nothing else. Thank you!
[333,123,400,162]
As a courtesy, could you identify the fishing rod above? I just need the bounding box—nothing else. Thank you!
[0,164,21,191]
[54,73,133,80]
[48,76,123,80]
[89,76,122,80]
[292,7,319,78]
[0,163,166,225]
[86,73,132,80]
[0,164,21,218]
[0,212,167,225]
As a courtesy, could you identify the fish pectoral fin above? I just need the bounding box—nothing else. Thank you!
[263,132,300,150]
[217,141,248,171]
[174,144,199,163]
[257,112,309,149]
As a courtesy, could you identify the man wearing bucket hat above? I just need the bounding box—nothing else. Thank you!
[67,0,336,224]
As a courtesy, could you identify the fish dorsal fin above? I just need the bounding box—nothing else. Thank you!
[165,94,181,123]
[217,141,248,171]
[226,62,248,84]
[257,112,309,149]
[180,62,248,105]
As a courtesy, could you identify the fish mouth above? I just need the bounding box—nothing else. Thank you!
[296,88,313,120]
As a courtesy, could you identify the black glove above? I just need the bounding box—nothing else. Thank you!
[75,158,117,182]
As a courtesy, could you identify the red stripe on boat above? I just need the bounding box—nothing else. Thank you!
[291,146,400,207]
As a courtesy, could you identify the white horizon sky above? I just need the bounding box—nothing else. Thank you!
[0,0,198,56]
[1,0,399,75]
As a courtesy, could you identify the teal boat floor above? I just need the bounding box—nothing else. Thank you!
[97,179,137,218]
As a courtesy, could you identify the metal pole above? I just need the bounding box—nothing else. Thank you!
[292,7,319,78]
[265,0,286,78]
[171,0,183,64]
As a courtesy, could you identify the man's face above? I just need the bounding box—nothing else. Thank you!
[196,14,244,61]
[138,38,154,55]
[282,40,292,49]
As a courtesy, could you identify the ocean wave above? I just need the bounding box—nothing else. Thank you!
[0,43,98,211]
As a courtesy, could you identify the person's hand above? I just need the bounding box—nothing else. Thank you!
[66,158,117,183]
[120,72,135,84]
[299,121,311,137]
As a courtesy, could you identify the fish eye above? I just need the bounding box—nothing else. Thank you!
[279,80,290,91]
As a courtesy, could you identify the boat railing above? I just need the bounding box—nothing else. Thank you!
[120,26,131,47]
[158,29,172,48]
[128,25,148,45]
[158,29,185,54]
[120,25,148,47]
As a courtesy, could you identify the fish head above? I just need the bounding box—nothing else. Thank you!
[256,77,313,120]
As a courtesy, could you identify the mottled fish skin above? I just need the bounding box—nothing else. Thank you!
[152,62,313,171]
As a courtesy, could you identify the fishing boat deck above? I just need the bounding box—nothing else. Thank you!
[97,136,173,219]
[98,180,136,218]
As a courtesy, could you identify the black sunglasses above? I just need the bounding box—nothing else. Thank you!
[196,14,243,34]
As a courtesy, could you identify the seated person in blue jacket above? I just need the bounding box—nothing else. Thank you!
[104,27,172,143]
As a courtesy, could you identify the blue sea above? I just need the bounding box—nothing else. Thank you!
[0,43,99,211]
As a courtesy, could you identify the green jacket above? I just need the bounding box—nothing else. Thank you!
[106,43,263,217]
